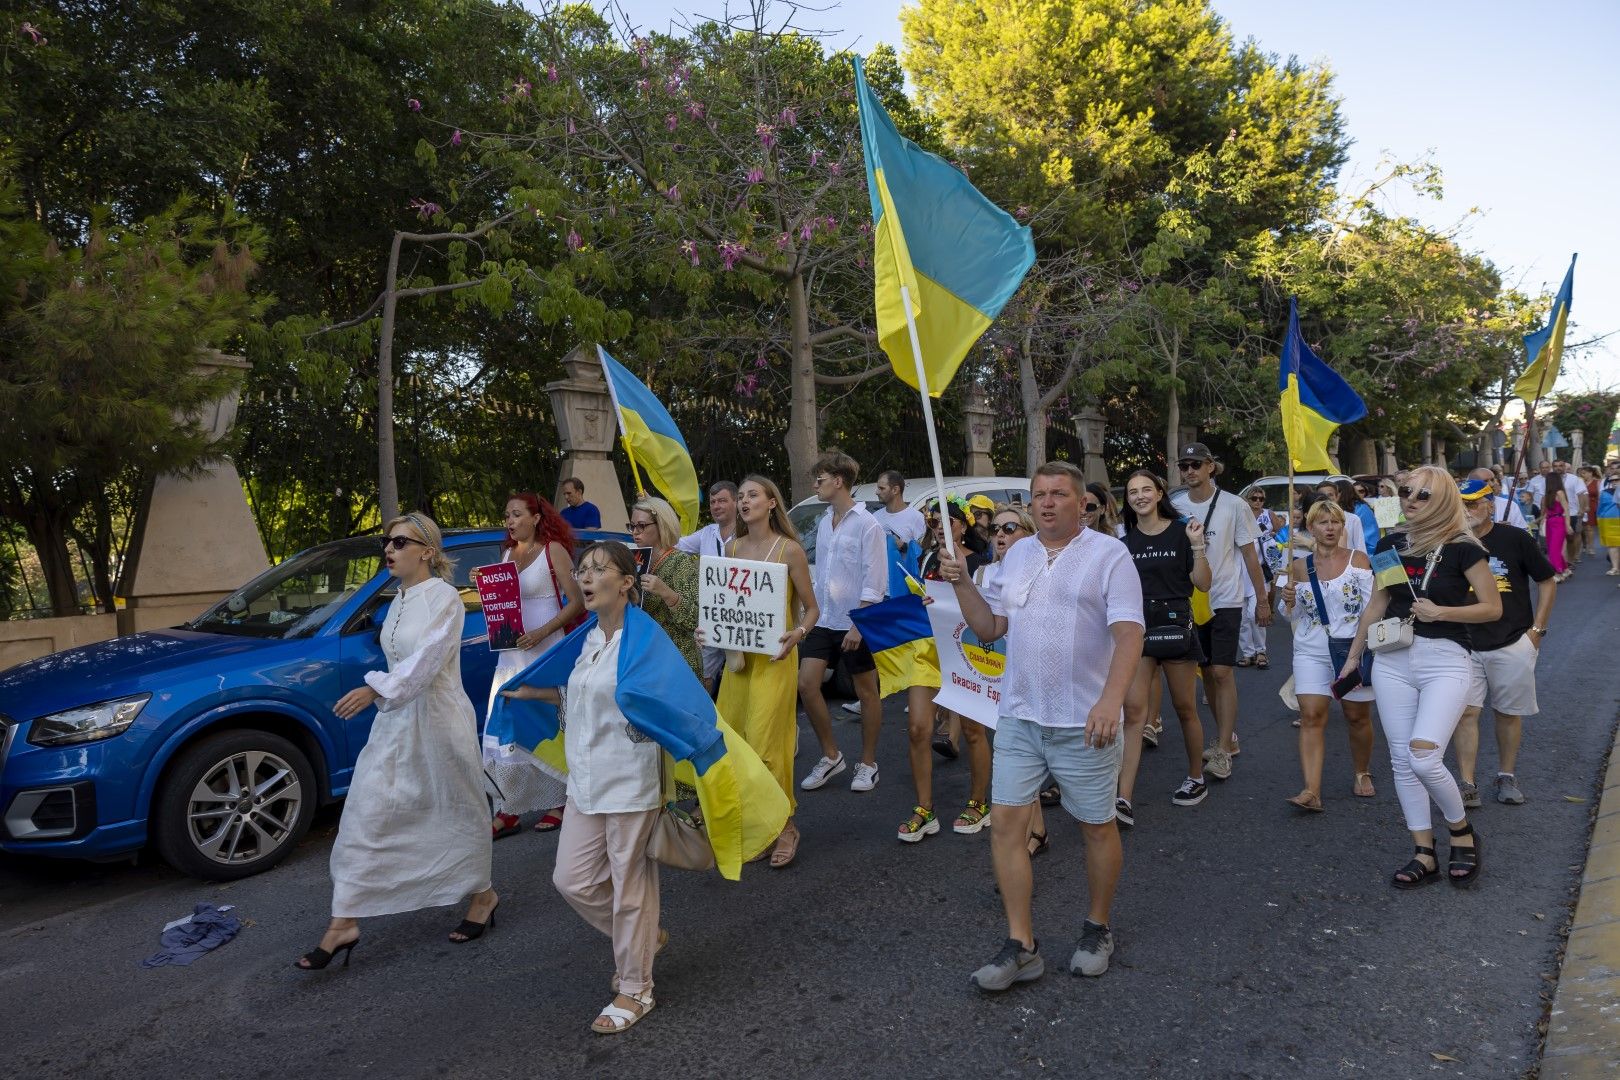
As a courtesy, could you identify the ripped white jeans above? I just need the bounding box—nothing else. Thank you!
[1371,636,1472,832]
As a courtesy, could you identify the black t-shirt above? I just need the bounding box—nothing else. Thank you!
[1469,523,1556,652]
[1373,532,1488,649]
[1124,519,1196,602]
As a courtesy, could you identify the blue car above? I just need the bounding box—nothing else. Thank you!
[0,527,619,880]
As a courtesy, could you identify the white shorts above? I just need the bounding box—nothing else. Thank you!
[1465,633,1539,716]
[1293,637,1374,703]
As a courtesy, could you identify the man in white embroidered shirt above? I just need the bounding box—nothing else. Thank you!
[797,450,889,794]
[942,461,1144,991]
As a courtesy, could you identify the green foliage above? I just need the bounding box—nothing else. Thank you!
[1544,391,1620,462]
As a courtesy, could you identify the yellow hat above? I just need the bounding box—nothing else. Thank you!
[966,494,996,512]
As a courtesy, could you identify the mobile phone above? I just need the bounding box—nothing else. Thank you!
[1331,670,1363,699]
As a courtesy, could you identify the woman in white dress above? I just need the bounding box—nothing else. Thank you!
[296,513,498,970]
[487,492,582,838]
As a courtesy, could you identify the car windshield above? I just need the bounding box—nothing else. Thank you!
[188,539,384,639]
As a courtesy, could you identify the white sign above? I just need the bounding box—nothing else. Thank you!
[924,581,1005,729]
[1369,496,1403,529]
[698,555,789,656]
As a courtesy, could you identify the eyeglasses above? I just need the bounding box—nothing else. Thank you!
[991,522,1024,536]
[1177,460,1204,471]
[1397,486,1433,502]
[1082,501,1100,512]
[812,475,831,486]
[626,520,657,533]
[572,563,617,580]
[381,535,425,551]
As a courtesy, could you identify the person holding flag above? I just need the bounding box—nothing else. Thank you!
[1340,468,1501,890]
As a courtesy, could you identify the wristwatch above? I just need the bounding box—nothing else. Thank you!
[1530,626,1548,637]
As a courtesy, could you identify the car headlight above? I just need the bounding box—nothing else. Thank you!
[27,694,151,747]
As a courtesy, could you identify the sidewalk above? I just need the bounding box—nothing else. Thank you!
[1541,714,1620,1079]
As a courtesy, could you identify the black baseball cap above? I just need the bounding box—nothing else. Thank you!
[1178,442,1217,463]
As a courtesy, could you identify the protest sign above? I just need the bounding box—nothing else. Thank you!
[924,580,1005,728]
[698,555,789,656]
[1369,496,1402,529]
[475,562,524,650]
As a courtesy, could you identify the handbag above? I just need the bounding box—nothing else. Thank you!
[1190,492,1222,626]
[646,755,716,872]
[1365,548,1439,655]
[547,554,587,634]
[1306,555,1373,685]
[1142,597,1195,660]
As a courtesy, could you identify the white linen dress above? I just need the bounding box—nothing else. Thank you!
[483,548,568,815]
[330,575,492,918]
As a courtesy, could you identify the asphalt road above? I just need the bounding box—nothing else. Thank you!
[2,558,1617,1080]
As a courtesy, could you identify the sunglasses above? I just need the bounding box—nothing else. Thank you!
[381,535,425,551]
[991,522,1024,536]
[1177,460,1206,471]
[1082,501,1100,512]
[1397,486,1433,502]
[1247,494,1266,502]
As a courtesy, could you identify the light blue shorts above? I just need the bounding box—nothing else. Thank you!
[991,715,1123,825]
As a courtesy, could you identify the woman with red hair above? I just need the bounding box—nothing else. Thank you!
[485,492,583,837]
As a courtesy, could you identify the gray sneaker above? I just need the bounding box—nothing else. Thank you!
[1070,920,1114,977]
[1205,748,1233,781]
[1495,773,1526,805]
[971,937,1043,992]
[1460,780,1481,809]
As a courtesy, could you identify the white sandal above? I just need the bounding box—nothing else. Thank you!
[592,991,654,1034]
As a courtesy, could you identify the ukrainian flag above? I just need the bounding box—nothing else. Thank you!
[853,56,1035,397]
[1279,298,1367,473]
[848,592,940,699]
[488,606,789,879]
[597,346,701,532]
[1513,254,1576,404]
[1369,547,1412,591]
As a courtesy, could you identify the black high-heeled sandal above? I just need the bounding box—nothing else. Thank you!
[294,936,359,970]
[450,900,499,943]
[1447,822,1481,887]
[1391,845,1440,890]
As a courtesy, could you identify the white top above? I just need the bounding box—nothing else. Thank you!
[812,502,887,630]
[1491,494,1527,527]
[985,530,1143,729]
[1563,472,1586,513]
[333,576,491,917]
[677,522,734,558]
[1171,487,1258,609]
[563,626,661,814]
[1288,556,1374,639]
[485,547,565,756]
[872,505,928,546]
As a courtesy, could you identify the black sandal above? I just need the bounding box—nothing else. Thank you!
[1391,845,1440,890]
[450,900,499,943]
[1037,783,1061,807]
[294,936,359,970]
[1447,822,1482,888]
[1027,831,1049,858]
[932,734,959,760]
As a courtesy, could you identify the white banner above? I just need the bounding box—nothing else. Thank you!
[698,555,789,656]
[1369,496,1403,529]
[924,580,1006,729]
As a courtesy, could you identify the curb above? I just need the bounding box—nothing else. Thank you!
[1540,714,1620,1079]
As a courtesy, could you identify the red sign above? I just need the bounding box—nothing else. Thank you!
[475,562,524,651]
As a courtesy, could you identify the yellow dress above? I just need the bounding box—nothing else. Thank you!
[715,536,800,815]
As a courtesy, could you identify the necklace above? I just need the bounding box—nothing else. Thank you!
[1038,530,1081,564]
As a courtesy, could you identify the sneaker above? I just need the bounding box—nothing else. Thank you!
[850,762,879,792]
[1205,748,1233,781]
[800,753,846,791]
[1142,717,1162,748]
[1172,777,1208,806]
[897,806,939,843]
[971,937,1043,992]
[1069,920,1114,977]
[1459,780,1481,809]
[839,700,862,717]
[1201,734,1240,761]
[1114,798,1134,827]
[1495,773,1525,806]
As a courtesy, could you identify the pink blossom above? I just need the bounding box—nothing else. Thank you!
[776,232,791,250]
[513,79,531,97]
[450,130,463,146]
[855,254,868,269]
[778,107,797,127]
[686,101,705,120]
[567,230,583,252]
[664,77,682,94]
[636,79,649,93]
[665,113,679,131]
[407,97,422,112]
[409,198,442,219]
[547,64,558,83]
[827,161,842,176]
[809,149,823,167]
[679,240,700,266]
[745,168,764,185]
[718,242,745,271]
[663,183,680,202]
[799,221,814,242]
[756,123,776,149]
[754,355,768,370]
[1015,205,1031,219]
[822,216,837,231]
[20,21,46,44]
[858,222,872,238]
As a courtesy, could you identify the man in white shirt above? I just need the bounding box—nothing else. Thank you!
[1466,467,1527,528]
[677,480,738,691]
[797,452,888,793]
[871,469,928,595]
[941,460,1143,990]
[1169,444,1270,781]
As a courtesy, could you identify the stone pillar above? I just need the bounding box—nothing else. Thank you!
[546,345,629,530]
[1378,440,1399,476]
[1433,437,1447,468]
[1327,434,1343,474]
[118,351,270,634]
[1571,429,1585,468]
[1075,407,1109,487]
[961,384,996,477]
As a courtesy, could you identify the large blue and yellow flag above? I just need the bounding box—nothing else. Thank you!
[853,57,1035,397]
[1279,298,1366,473]
[1513,254,1576,404]
[848,592,940,699]
[597,346,701,532]
[487,605,789,879]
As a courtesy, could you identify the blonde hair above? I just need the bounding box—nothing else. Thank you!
[993,503,1035,534]
[387,512,455,581]
[1398,465,1482,557]
[631,495,682,550]
[733,474,800,542]
[1304,499,1347,548]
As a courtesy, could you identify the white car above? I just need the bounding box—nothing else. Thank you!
[1241,474,1353,516]
[788,475,1031,565]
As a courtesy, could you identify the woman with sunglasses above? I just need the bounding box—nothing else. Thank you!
[1087,483,1124,538]
[1118,470,1210,823]
[629,496,702,676]
[1341,467,1500,889]
[298,513,498,970]
[485,492,582,839]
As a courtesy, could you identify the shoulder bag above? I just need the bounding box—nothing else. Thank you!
[1306,554,1373,684]
[646,754,717,872]
[1365,547,1439,655]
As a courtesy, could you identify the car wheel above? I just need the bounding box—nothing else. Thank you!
[152,729,316,881]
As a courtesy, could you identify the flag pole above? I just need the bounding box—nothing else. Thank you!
[899,284,956,558]
[597,345,649,497]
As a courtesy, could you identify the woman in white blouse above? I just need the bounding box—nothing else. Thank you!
[501,541,666,1034]
[296,513,497,971]
[1277,500,1377,811]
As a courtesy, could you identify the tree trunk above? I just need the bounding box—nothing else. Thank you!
[1018,348,1046,476]
[376,231,404,525]
[785,274,820,503]
[24,503,81,617]
[1164,380,1181,474]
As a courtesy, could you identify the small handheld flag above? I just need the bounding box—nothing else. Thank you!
[1369,547,1413,593]
[1513,254,1576,405]
[597,347,701,532]
[1278,299,1367,473]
